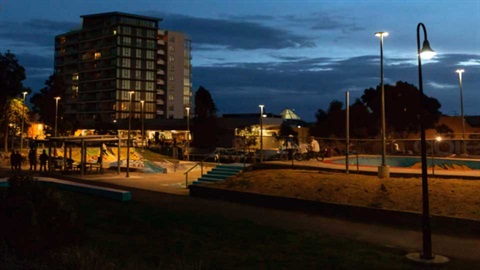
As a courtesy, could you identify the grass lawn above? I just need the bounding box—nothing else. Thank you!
[3,188,475,270]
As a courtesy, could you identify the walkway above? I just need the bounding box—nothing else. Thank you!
[1,161,479,262]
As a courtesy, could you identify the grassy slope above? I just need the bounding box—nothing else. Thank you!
[55,191,476,270]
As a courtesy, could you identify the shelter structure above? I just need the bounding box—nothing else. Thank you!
[41,135,124,176]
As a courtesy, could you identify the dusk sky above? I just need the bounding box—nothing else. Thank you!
[1,0,479,121]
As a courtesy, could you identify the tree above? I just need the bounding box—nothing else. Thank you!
[194,86,217,118]
[0,51,27,109]
[191,86,219,148]
[0,51,30,152]
[435,123,454,139]
[361,81,441,138]
[2,98,30,152]
[278,122,298,138]
[31,74,77,136]
[327,100,343,114]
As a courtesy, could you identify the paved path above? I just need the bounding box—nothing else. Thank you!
[1,161,479,262]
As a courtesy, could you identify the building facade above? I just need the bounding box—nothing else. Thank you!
[54,12,191,128]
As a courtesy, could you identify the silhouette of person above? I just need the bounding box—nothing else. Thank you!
[10,150,15,170]
[39,150,48,172]
[28,148,38,171]
[14,151,22,170]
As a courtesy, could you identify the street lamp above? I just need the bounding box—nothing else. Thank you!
[375,31,389,179]
[140,100,145,152]
[259,104,264,163]
[455,69,467,156]
[186,106,190,161]
[20,91,27,152]
[406,23,448,264]
[432,136,442,176]
[126,91,134,177]
[54,96,61,137]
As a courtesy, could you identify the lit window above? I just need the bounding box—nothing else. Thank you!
[113,30,117,35]
[94,52,101,59]
[72,73,79,81]
[169,95,174,101]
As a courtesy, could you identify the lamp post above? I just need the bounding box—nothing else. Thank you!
[375,31,389,179]
[140,100,145,152]
[432,136,442,176]
[54,97,61,137]
[126,91,134,177]
[407,23,448,264]
[186,106,190,161]
[455,69,467,156]
[20,92,27,152]
[259,104,264,163]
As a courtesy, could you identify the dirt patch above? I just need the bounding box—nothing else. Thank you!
[212,169,480,221]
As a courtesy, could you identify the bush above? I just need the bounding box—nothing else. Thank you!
[0,173,84,258]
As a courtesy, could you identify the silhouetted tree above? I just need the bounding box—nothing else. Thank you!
[31,74,78,136]
[435,123,454,138]
[362,81,441,138]
[0,51,30,152]
[194,86,217,118]
[278,122,298,138]
[349,99,377,138]
[192,86,218,148]
[327,100,343,114]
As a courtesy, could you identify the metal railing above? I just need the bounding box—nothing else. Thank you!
[184,152,213,188]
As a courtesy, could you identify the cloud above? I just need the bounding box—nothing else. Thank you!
[145,12,316,50]
[0,19,79,47]
[426,82,456,90]
[191,53,479,120]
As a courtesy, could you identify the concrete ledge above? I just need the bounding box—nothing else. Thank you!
[0,178,9,187]
[37,177,131,201]
[189,185,480,237]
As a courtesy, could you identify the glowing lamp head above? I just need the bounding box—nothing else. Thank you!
[375,32,389,37]
[419,40,436,59]
[455,69,464,74]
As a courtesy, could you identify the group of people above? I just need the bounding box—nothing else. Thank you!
[10,148,49,172]
[9,150,23,170]
[282,135,320,159]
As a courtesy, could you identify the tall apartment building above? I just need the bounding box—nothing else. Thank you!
[54,12,191,128]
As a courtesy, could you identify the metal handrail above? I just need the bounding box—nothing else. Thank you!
[183,148,255,187]
[184,149,219,187]
[160,158,178,172]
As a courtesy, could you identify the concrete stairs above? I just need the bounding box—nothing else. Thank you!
[192,163,247,185]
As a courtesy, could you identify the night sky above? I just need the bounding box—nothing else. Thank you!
[1,0,479,121]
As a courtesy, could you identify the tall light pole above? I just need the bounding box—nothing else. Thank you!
[455,69,467,156]
[140,100,145,152]
[126,91,134,177]
[407,23,448,265]
[259,104,264,163]
[54,96,61,137]
[375,31,389,179]
[20,91,27,152]
[186,106,190,161]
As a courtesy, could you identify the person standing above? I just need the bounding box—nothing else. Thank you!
[39,150,48,172]
[14,151,22,170]
[28,148,38,171]
[10,150,15,170]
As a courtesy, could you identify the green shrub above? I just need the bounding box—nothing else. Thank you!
[0,173,84,258]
